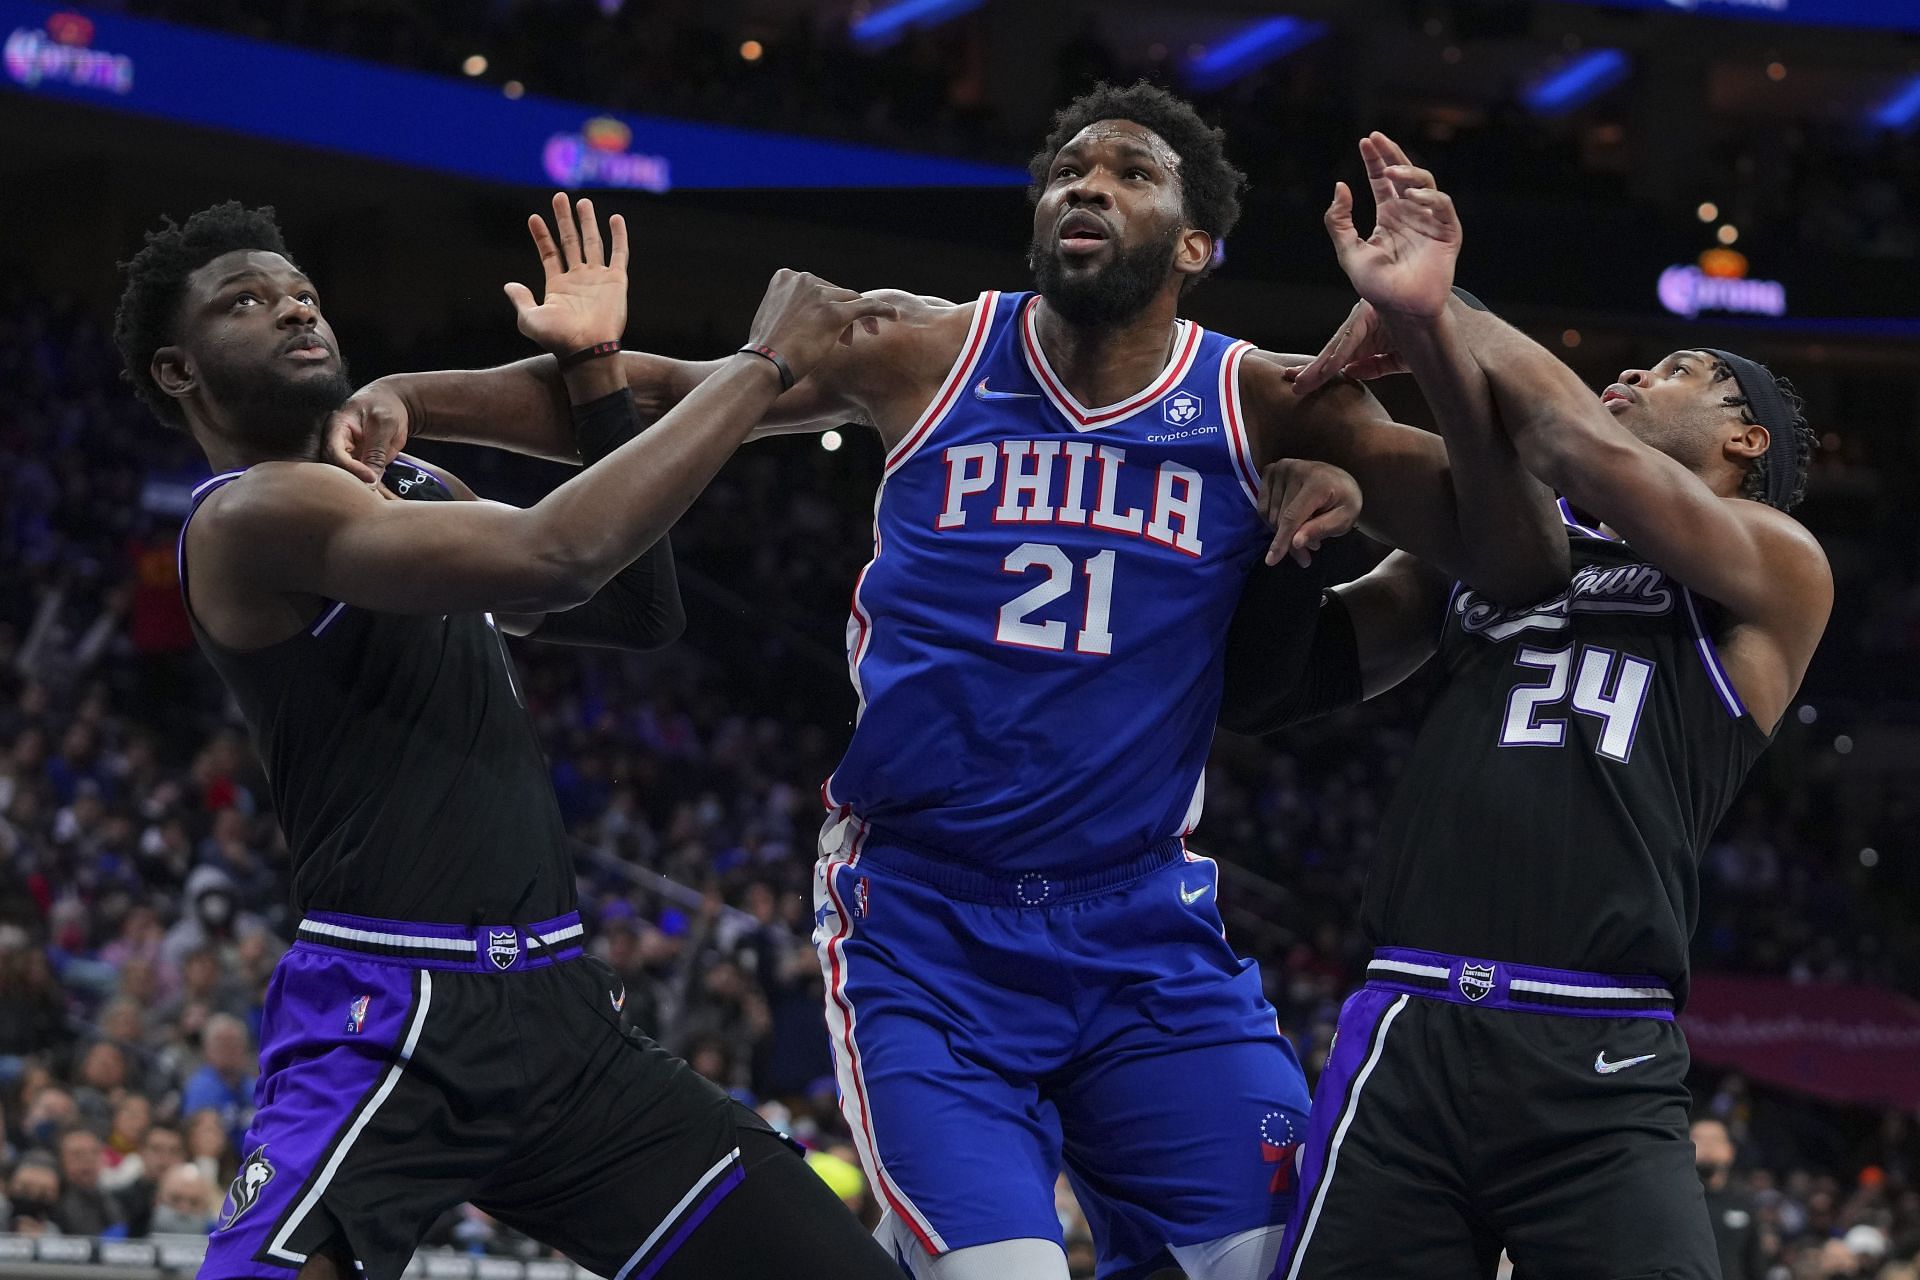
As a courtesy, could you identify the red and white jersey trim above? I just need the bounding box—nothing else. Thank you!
[1019,296,1204,431]
[1218,339,1262,511]
[883,291,1000,478]
[813,817,947,1255]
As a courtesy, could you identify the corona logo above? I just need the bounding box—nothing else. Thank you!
[5,11,134,94]
[542,116,671,193]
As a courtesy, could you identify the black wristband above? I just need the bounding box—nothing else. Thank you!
[736,344,796,393]
[558,340,621,370]
[1450,286,1490,312]
[571,387,642,465]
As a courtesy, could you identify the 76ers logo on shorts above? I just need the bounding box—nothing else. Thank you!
[487,929,521,970]
[219,1146,275,1231]
[1458,962,1497,1002]
[1162,390,1202,426]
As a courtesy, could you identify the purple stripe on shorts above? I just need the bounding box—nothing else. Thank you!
[627,1161,747,1280]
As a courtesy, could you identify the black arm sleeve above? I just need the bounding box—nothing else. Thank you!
[1218,564,1363,736]
[529,388,686,651]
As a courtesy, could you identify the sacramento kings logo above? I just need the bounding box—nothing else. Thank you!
[220,1146,275,1230]
[1458,963,1497,1002]
[487,928,521,970]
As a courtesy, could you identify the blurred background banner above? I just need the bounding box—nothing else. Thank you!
[1685,976,1920,1111]
[0,0,1027,190]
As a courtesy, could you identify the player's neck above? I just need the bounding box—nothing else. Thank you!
[1031,295,1182,408]
[193,417,324,474]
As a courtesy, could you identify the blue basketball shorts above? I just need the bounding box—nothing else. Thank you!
[812,811,1312,1279]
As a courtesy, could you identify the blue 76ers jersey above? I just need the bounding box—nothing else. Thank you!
[824,291,1273,875]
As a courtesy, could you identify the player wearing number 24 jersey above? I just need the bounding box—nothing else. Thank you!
[1230,137,1833,1280]
[758,87,1573,1280]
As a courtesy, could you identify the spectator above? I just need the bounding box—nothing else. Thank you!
[1694,1117,1765,1280]
[179,1014,255,1154]
[72,1039,131,1131]
[102,1093,153,1181]
[149,1163,219,1236]
[54,1126,127,1236]
[117,1123,185,1237]
[6,1152,63,1237]
[184,1107,236,1189]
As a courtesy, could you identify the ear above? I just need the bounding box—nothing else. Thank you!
[1173,228,1214,279]
[1725,418,1769,466]
[151,346,195,401]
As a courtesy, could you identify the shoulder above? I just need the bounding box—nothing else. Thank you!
[1233,349,1395,459]
[197,461,369,528]
[1721,497,1833,602]
[859,290,980,360]
[191,463,378,563]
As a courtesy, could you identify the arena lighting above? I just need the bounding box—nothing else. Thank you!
[1183,16,1327,92]
[849,0,985,47]
[1870,73,1920,131]
[1523,48,1629,115]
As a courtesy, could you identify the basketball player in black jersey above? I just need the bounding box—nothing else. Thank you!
[1222,137,1831,1277]
[113,193,904,1280]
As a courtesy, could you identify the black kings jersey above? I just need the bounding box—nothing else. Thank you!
[1363,503,1772,1003]
[179,462,574,924]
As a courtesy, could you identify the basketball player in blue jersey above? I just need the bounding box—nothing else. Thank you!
[324,85,1570,1280]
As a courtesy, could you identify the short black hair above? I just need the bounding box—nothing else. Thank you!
[113,202,291,431]
[1706,356,1815,512]
[1028,81,1247,289]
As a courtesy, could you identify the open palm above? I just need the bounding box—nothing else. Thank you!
[1324,132,1460,319]
[505,191,630,353]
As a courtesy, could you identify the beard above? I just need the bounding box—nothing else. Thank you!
[1028,224,1178,327]
[197,347,355,454]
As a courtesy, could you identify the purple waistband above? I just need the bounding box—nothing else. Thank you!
[295,911,585,973]
[1365,946,1676,1021]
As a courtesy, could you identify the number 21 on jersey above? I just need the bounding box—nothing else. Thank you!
[997,542,1116,656]
[1500,643,1653,763]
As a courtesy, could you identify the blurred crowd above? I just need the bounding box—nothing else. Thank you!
[0,277,1917,1280]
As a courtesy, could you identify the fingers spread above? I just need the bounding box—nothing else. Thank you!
[527,215,561,278]
[550,192,582,268]
[609,213,630,272]
[576,197,604,266]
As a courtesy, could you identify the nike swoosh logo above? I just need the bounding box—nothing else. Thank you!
[1180,882,1211,905]
[1593,1051,1657,1075]
[975,377,1040,401]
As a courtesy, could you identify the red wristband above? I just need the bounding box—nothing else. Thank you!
[558,340,621,370]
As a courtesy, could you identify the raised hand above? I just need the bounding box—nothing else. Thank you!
[505,193,629,354]
[744,270,899,380]
[1323,132,1461,321]
[322,382,411,486]
[1286,299,1410,397]
[1258,458,1364,567]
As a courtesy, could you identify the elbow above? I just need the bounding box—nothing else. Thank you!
[1513,418,1584,493]
[520,550,602,613]
[638,595,687,650]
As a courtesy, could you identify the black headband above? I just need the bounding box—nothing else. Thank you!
[1702,349,1799,510]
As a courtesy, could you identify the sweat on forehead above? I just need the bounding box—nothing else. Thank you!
[1062,120,1183,170]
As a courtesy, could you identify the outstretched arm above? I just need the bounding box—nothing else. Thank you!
[1463,331,1830,727]
[325,289,959,478]
[1251,133,1565,606]
[200,197,897,619]
[393,391,686,651]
